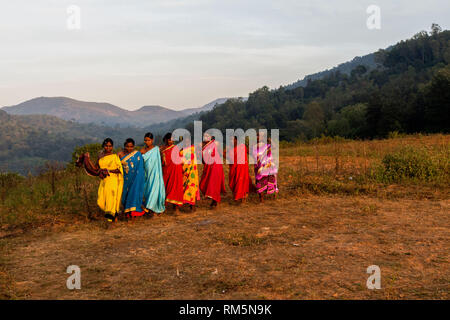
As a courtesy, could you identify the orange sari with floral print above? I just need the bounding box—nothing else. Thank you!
[181,145,200,205]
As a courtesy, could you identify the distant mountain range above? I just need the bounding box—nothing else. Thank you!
[1,97,232,128]
[1,50,381,128]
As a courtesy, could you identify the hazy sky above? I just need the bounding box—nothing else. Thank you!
[0,0,448,110]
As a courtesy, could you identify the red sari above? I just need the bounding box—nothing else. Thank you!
[200,141,226,203]
[161,144,184,206]
[228,143,250,200]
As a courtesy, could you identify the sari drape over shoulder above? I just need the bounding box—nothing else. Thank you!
[252,143,279,194]
[181,145,200,205]
[228,143,250,200]
[142,147,166,213]
[200,141,226,202]
[120,150,145,214]
[97,154,124,217]
[161,144,184,206]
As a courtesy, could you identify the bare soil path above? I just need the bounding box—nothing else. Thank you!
[1,194,448,299]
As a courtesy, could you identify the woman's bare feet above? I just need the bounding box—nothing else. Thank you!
[210,199,218,209]
[144,210,154,219]
[259,193,264,203]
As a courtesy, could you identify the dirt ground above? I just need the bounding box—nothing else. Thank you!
[1,192,449,299]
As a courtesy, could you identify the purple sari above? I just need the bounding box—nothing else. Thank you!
[252,143,278,194]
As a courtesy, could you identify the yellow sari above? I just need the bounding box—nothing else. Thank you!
[97,154,124,217]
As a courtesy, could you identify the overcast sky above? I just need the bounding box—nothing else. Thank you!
[0,0,448,110]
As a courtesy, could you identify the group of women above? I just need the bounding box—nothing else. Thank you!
[76,132,278,222]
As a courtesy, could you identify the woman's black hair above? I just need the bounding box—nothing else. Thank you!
[124,138,135,147]
[102,138,113,147]
[163,132,172,142]
[144,132,154,139]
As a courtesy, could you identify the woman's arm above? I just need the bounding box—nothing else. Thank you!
[160,146,166,166]
[85,152,99,171]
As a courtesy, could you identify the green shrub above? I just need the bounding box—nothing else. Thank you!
[70,143,124,167]
[0,172,25,189]
[380,147,444,182]
[309,135,349,145]
[70,143,103,166]
[387,131,406,139]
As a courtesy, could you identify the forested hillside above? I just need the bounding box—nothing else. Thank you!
[0,107,208,174]
[197,26,450,141]
[0,111,153,174]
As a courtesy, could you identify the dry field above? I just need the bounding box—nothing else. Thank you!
[0,134,449,299]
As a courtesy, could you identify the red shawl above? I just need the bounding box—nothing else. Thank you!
[199,141,226,202]
[228,143,251,200]
[161,144,184,206]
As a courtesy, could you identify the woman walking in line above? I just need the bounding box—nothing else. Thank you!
[141,132,166,215]
[180,136,200,211]
[96,138,123,221]
[160,132,184,213]
[75,138,124,222]
[252,132,278,203]
[118,138,145,218]
[199,133,226,208]
[228,136,250,203]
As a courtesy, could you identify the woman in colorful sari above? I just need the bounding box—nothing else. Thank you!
[180,136,200,211]
[252,132,278,203]
[227,136,250,202]
[160,132,184,212]
[141,132,166,215]
[200,133,226,208]
[76,138,124,222]
[118,138,145,218]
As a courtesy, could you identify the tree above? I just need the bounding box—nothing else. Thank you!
[327,104,368,138]
[351,65,368,79]
[302,101,325,137]
[431,23,442,36]
[424,67,450,132]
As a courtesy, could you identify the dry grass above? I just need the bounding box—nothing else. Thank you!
[279,133,449,159]
[1,194,448,299]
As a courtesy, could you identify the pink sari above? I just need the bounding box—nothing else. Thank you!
[252,143,278,194]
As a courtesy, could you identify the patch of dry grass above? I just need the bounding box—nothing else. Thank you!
[1,195,449,299]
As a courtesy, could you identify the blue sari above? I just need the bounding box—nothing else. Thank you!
[120,150,145,214]
[142,147,166,213]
